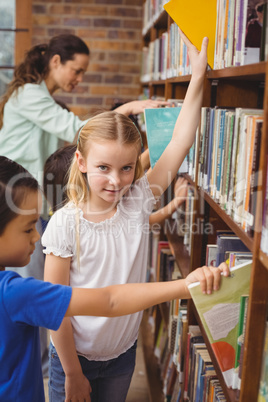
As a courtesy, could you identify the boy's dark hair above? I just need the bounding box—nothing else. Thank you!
[43,145,76,212]
[0,156,39,235]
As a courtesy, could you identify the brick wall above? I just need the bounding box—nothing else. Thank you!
[32,0,144,118]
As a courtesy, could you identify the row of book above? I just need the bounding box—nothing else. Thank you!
[142,0,169,36]
[193,106,263,233]
[141,22,191,83]
[214,0,268,69]
[141,0,268,82]
[143,100,264,235]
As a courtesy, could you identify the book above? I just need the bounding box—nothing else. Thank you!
[206,244,218,266]
[163,0,217,69]
[144,106,182,169]
[258,321,268,401]
[232,294,249,389]
[215,233,249,266]
[188,260,252,388]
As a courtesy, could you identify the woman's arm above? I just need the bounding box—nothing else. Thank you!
[66,263,230,317]
[44,254,91,401]
[114,99,169,115]
[147,30,208,197]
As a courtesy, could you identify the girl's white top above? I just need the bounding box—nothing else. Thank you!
[42,174,156,360]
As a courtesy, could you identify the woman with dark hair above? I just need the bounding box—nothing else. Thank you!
[0,33,165,187]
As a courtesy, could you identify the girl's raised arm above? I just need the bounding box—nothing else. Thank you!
[147,30,208,198]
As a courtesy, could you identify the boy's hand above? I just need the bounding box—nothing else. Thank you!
[178,27,208,79]
[185,262,229,295]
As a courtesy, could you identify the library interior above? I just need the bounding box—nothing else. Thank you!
[0,0,268,401]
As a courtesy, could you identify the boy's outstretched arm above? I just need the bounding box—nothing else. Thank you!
[147,30,208,197]
[66,263,229,317]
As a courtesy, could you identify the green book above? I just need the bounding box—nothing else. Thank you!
[188,260,252,388]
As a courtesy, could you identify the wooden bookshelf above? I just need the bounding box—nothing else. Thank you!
[141,4,268,402]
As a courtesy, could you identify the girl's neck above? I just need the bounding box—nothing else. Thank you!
[80,200,118,224]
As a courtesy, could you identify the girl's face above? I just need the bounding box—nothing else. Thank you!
[0,191,41,268]
[77,140,138,211]
[49,53,89,93]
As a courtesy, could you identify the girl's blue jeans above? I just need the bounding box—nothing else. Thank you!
[48,341,137,402]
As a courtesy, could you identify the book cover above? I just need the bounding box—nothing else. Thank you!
[188,260,252,388]
[163,0,217,69]
[216,234,249,266]
[144,106,182,169]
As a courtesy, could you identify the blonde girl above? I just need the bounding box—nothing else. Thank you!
[42,31,217,402]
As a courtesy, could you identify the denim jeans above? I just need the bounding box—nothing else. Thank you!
[48,341,137,402]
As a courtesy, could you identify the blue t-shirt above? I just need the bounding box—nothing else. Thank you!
[0,271,72,401]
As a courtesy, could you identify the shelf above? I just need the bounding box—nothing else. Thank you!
[259,249,268,271]
[201,190,254,251]
[207,62,266,81]
[166,229,191,278]
[140,311,165,402]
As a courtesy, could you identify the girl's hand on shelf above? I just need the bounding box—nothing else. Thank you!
[185,262,229,295]
[178,27,208,79]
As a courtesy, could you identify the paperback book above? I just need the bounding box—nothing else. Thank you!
[188,260,252,388]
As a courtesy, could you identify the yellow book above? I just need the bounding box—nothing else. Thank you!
[164,0,217,69]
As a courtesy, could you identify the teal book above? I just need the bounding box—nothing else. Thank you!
[144,107,182,169]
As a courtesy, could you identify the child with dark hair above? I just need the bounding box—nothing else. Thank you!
[43,144,76,214]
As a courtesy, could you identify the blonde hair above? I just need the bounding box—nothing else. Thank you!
[67,111,143,206]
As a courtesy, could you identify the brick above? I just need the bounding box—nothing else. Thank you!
[49,5,73,14]
[109,7,141,18]
[89,41,122,51]
[89,63,120,73]
[32,5,47,13]
[90,86,119,95]
[77,29,107,39]
[63,18,92,27]
[93,18,121,28]
[83,74,103,84]
[122,19,143,30]
[104,75,132,85]
[108,30,140,41]
[77,98,104,107]
[33,15,62,25]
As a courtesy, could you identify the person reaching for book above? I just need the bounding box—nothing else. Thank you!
[41,30,215,402]
[0,155,229,401]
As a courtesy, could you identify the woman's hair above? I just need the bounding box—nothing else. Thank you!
[0,34,89,129]
[43,144,76,212]
[67,111,144,205]
[0,156,39,235]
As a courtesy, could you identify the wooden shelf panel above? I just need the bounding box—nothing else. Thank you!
[259,249,268,271]
[201,191,254,251]
[207,62,266,81]
[140,311,165,402]
[166,230,191,278]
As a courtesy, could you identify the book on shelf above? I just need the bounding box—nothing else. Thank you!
[215,232,250,266]
[206,244,218,266]
[163,0,217,69]
[261,158,268,255]
[232,294,249,390]
[258,320,268,402]
[144,105,190,174]
[188,260,252,389]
